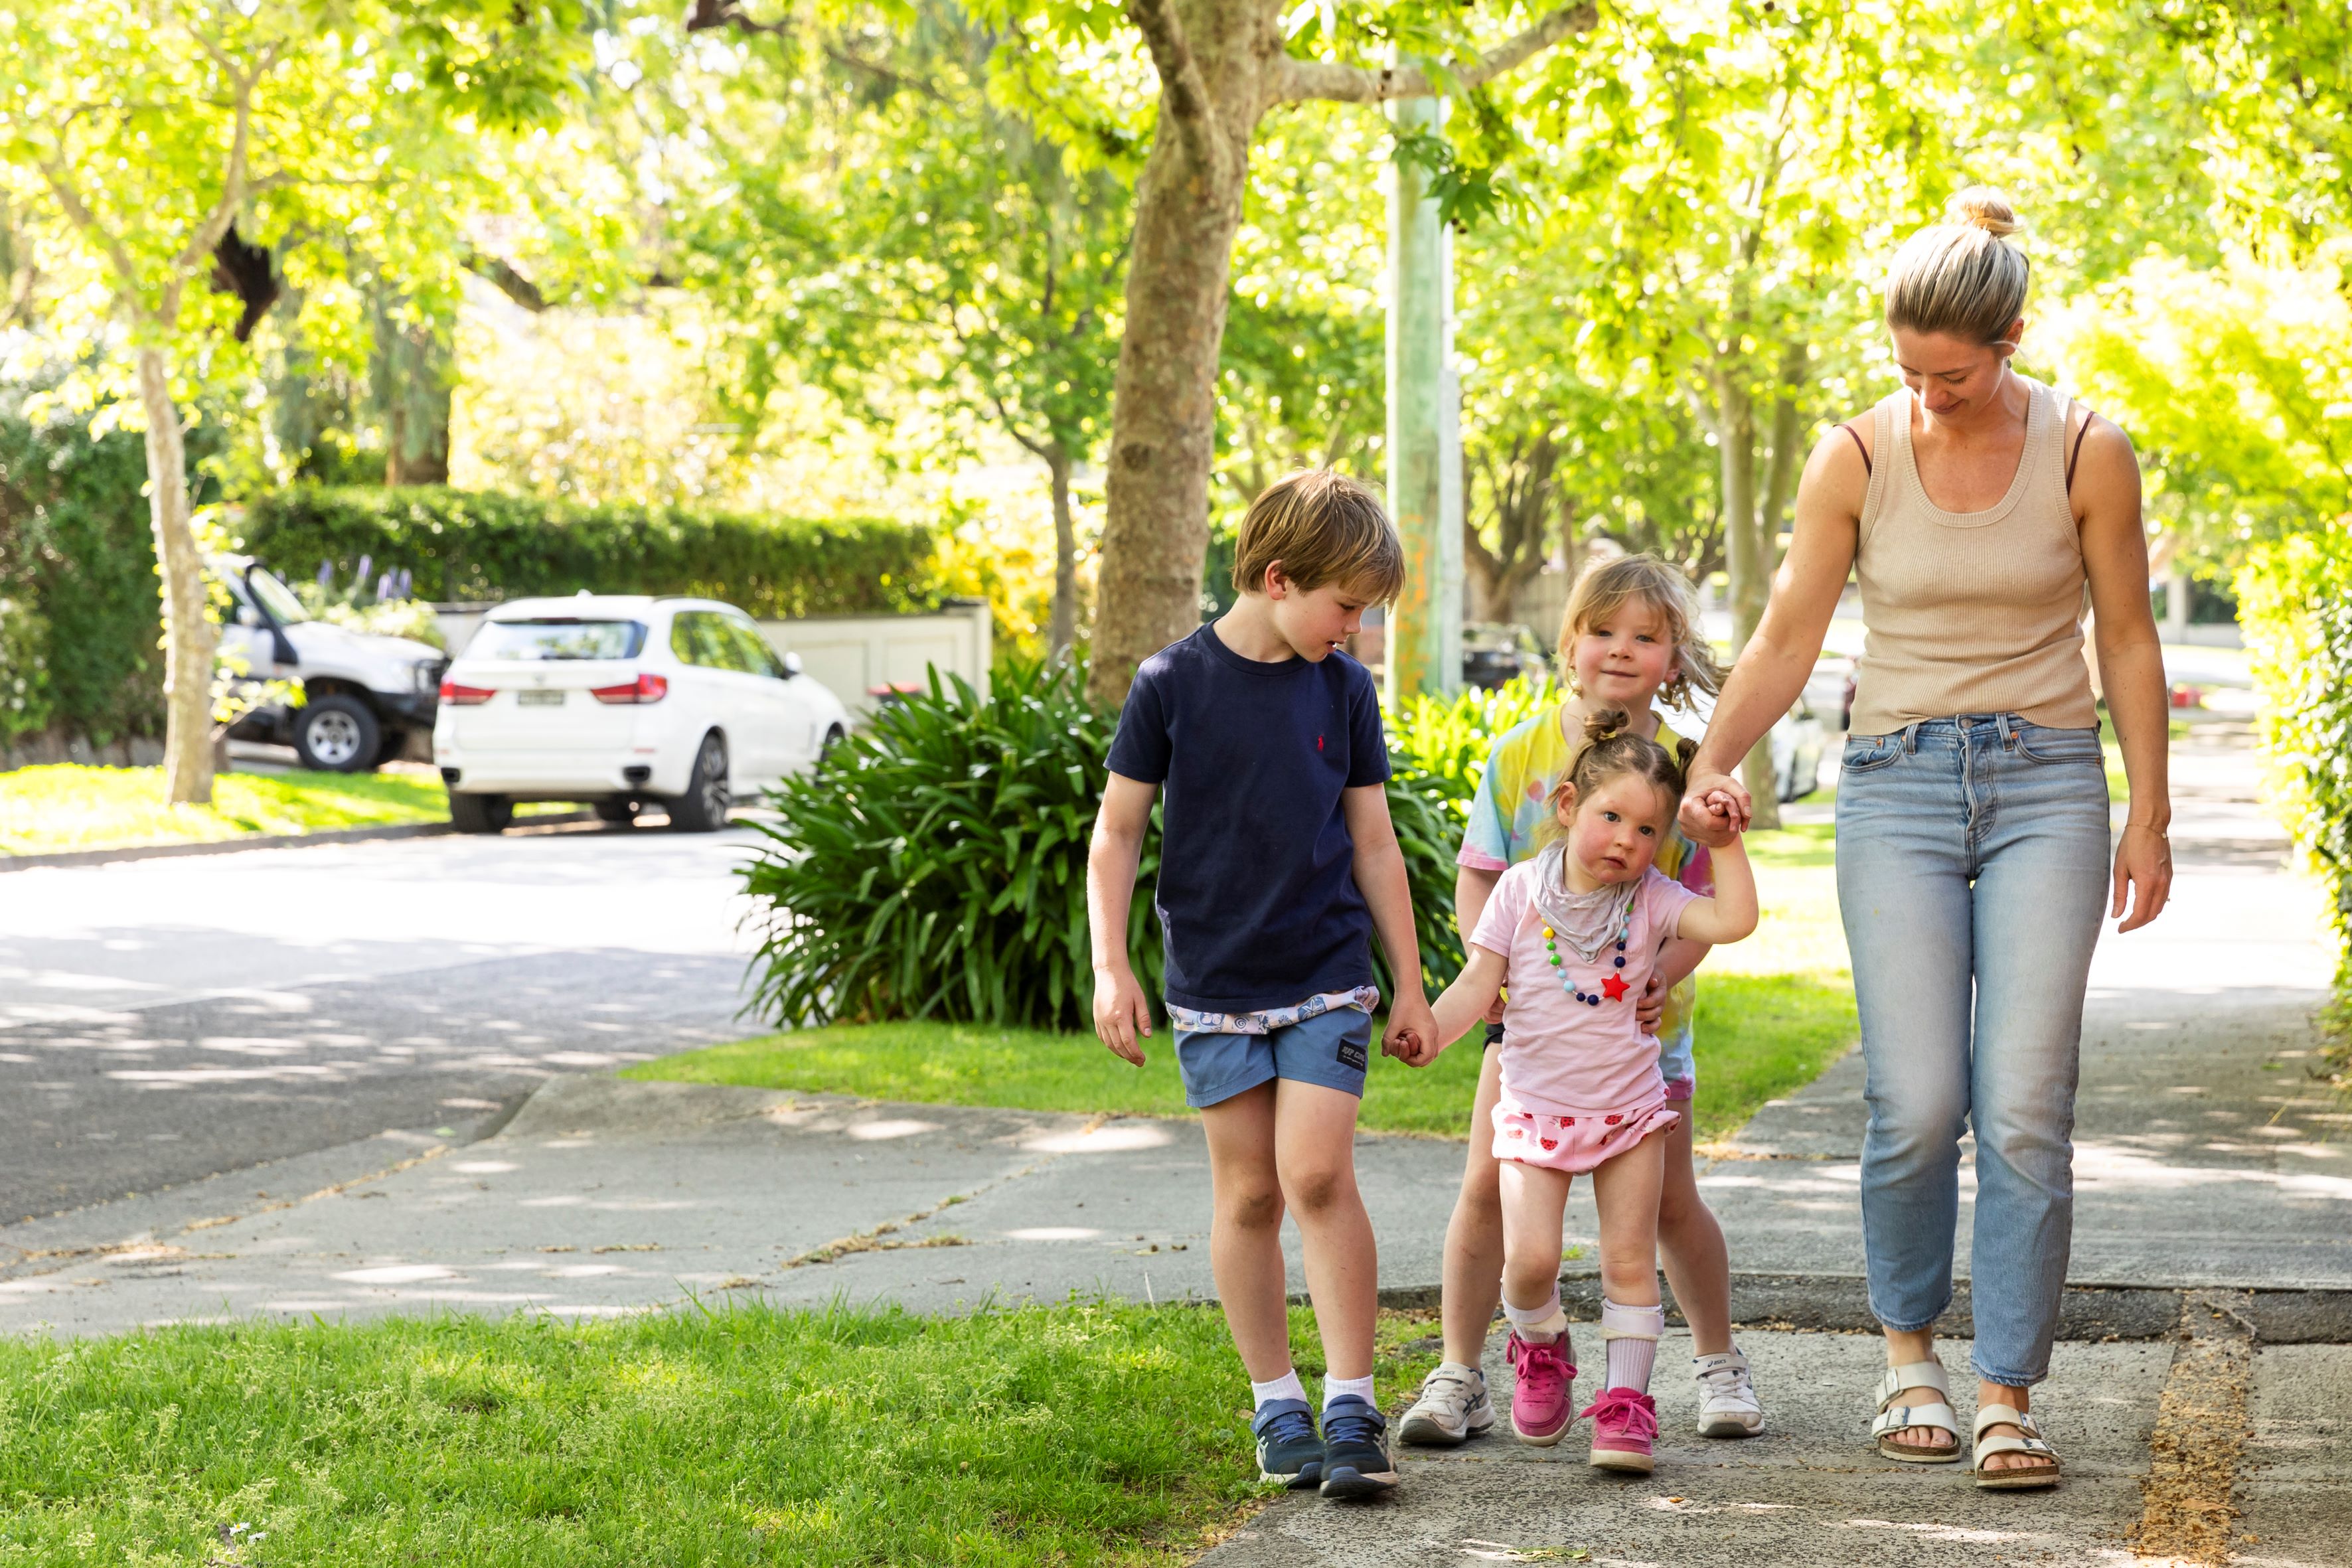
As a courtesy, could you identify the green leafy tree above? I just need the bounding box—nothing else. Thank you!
[0,0,584,802]
[2043,251,2352,574]
[1214,100,1387,514]
[1453,0,2216,819]
[971,1,1599,703]
[678,3,1139,658]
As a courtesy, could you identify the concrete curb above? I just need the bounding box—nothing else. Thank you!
[1367,1273,2352,1345]
[0,810,601,872]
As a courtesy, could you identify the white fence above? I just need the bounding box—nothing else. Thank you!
[755,601,992,718]
[433,599,992,722]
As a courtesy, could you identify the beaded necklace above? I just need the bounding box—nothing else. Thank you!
[1541,896,1634,1007]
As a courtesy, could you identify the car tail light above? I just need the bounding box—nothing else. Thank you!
[439,680,495,706]
[591,673,668,705]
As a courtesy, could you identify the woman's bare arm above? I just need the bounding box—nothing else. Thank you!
[1682,429,1864,835]
[2075,416,2172,931]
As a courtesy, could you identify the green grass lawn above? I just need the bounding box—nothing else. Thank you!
[0,763,447,855]
[0,764,579,856]
[0,1299,1440,1568]
[637,834,1857,1146]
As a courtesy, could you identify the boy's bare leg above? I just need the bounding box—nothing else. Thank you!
[1656,1111,1733,1355]
[1200,1081,1296,1381]
[1273,1078,1377,1381]
[1437,1045,1508,1366]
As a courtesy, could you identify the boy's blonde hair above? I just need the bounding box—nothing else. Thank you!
[1232,470,1405,603]
[1558,553,1724,710]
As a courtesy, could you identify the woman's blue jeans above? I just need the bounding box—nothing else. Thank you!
[1834,714,2111,1386]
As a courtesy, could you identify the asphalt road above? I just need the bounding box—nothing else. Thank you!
[0,823,769,1223]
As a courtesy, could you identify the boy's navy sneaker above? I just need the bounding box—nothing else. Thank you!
[1252,1398,1323,1489]
[1316,1395,1399,1499]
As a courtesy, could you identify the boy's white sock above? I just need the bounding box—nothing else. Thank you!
[1322,1373,1375,1411]
[1601,1298,1665,1391]
[1251,1370,1308,1409]
[1502,1290,1571,1344]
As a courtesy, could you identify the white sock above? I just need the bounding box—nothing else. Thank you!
[1503,1291,1571,1344]
[1250,1370,1307,1409]
[1601,1298,1664,1391]
[1322,1373,1374,1411]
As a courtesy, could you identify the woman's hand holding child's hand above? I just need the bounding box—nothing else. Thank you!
[1091,965,1152,1066]
[1679,770,1751,840]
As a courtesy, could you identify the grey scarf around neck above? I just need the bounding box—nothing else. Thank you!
[1529,840,1637,962]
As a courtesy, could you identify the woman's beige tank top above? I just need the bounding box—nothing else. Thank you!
[1849,375,2098,735]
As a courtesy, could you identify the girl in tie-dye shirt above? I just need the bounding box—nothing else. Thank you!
[1397,554,1771,1448]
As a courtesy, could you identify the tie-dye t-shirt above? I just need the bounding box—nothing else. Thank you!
[1456,703,1712,1087]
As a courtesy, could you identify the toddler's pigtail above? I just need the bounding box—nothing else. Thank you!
[1582,706,1632,747]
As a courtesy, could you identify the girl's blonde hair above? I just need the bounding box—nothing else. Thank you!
[1884,188,2030,347]
[1558,553,1724,710]
[1547,706,1696,823]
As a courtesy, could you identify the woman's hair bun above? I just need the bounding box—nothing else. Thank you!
[1581,706,1632,745]
[1946,186,2021,238]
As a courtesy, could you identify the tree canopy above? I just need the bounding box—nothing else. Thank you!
[3,0,2346,750]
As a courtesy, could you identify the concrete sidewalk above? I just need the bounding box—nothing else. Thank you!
[0,726,2343,1563]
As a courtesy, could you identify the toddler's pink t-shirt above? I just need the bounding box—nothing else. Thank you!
[1470,861,1699,1117]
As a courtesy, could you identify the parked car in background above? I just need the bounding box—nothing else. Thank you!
[214,555,447,772]
[1769,695,1828,803]
[431,594,851,834]
[1805,655,1857,734]
[1684,672,1838,805]
[1462,622,1553,690]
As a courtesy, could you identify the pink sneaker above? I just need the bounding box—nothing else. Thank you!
[1506,1332,1576,1447]
[1583,1386,1660,1472]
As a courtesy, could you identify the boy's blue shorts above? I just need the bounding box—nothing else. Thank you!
[1174,1006,1372,1109]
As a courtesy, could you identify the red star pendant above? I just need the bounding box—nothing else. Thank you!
[1601,972,1632,1002]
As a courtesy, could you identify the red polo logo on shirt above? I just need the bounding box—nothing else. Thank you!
[1316,735,1324,751]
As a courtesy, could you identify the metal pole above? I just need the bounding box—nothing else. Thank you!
[1383,91,1463,706]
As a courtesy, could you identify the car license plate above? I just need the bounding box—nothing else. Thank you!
[518,690,565,707]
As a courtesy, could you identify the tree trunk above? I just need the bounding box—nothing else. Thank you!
[1085,0,1279,706]
[135,345,217,807]
[1760,344,1806,550]
[374,299,453,487]
[1715,368,1780,830]
[1047,442,1078,660]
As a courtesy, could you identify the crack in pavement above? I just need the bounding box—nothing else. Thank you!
[2130,1288,2257,1565]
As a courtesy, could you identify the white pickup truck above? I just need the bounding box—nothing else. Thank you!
[214,555,449,771]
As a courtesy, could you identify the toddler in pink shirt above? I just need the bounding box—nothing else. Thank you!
[1406,709,1758,1471]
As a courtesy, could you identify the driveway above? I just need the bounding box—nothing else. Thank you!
[0,823,769,1223]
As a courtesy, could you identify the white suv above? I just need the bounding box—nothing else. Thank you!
[431,594,851,834]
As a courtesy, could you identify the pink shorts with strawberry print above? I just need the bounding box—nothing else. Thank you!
[1491,1098,1681,1175]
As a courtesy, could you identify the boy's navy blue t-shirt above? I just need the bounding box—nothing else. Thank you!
[1105,623,1391,1013]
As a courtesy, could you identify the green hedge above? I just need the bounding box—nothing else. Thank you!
[2241,532,2352,1020]
[0,391,195,745]
[739,664,1555,1032]
[240,487,943,617]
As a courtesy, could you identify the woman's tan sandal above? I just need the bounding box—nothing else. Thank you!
[1971,1404,2062,1490]
[1871,1361,1963,1462]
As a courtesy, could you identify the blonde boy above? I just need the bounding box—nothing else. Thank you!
[1087,471,1436,1500]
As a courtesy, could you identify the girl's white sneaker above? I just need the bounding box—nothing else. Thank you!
[1693,1349,1764,1437]
[1399,1362,1496,1447]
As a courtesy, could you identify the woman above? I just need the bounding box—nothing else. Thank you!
[1680,189,2172,1489]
